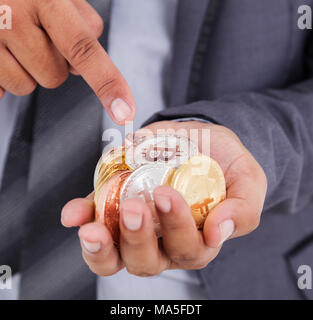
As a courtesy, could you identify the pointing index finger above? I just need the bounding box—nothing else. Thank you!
[37,0,136,124]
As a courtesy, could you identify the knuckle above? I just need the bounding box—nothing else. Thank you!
[126,266,158,278]
[34,0,58,14]
[169,247,213,269]
[170,251,198,264]
[244,155,267,187]
[123,236,141,247]
[259,166,268,191]
[122,233,148,248]
[191,260,210,270]
[162,218,188,233]
[87,264,115,277]
[239,154,259,177]
[170,252,209,269]
[41,71,68,89]
[251,213,261,230]
[35,0,56,7]
[95,77,118,100]
[86,264,102,276]
[82,252,117,276]
[67,35,98,66]
[91,15,104,37]
[23,82,37,95]
[246,210,261,233]
[236,199,261,234]
[9,79,37,96]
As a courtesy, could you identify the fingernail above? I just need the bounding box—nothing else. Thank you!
[61,219,69,228]
[61,214,70,227]
[122,210,143,231]
[218,219,234,246]
[154,195,171,213]
[82,240,101,253]
[110,98,132,122]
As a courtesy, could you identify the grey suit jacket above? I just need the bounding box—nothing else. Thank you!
[2,0,313,300]
[144,0,313,299]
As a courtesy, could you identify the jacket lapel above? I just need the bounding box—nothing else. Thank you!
[170,0,210,106]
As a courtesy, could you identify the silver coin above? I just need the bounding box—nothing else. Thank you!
[125,134,199,170]
[120,164,174,203]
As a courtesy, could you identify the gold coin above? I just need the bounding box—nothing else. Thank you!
[170,154,226,228]
[94,146,132,205]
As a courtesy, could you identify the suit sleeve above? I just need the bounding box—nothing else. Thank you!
[143,38,313,214]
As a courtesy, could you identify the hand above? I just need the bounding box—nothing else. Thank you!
[0,0,135,124]
[61,121,267,276]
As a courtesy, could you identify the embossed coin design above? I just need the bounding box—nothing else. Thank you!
[120,164,175,237]
[125,134,199,170]
[93,135,227,242]
[170,155,226,228]
[120,164,175,202]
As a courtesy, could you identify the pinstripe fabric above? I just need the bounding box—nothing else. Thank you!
[0,95,36,273]
[0,0,111,299]
[19,75,103,299]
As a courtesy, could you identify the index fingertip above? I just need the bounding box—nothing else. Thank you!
[109,98,136,125]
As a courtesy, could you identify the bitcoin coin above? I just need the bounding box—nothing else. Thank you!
[94,146,132,201]
[94,136,226,242]
[95,170,132,245]
[120,164,175,202]
[120,164,175,237]
[125,134,199,170]
[170,155,226,228]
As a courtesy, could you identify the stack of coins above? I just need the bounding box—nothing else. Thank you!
[93,146,132,244]
[94,134,226,244]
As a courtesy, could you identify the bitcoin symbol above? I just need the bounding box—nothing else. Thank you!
[142,145,182,162]
[136,177,156,203]
[190,198,214,216]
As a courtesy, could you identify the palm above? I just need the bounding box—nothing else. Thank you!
[145,120,267,236]
[200,124,248,190]
[145,121,249,193]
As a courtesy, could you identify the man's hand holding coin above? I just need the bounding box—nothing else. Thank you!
[61,121,267,277]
